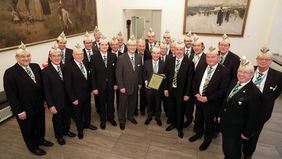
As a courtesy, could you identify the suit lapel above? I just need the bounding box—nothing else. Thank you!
[263,68,273,93]
[50,64,63,81]
[126,53,135,72]
[16,64,37,86]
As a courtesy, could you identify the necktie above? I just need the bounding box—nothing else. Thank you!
[61,50,65,64]
[202,66,213,95]
[103,55,107,67]
[57,65,63,80]
[219,56,224,64]
[227,83,241,100]
[193,55,199,64]
[172,59,181,87]
[79,62,87,79]
[130,55,135,70]
[87,50,92,62]
[161,56,164,62]
[185,48,189,55]
[25,67,36,83]
[153,62,158,73]
[149,44,153,52]
[254,72,264,88]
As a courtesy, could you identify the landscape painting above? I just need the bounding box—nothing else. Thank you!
[0,0,97,51]
[183,0,251,36]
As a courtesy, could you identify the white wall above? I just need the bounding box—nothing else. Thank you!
[0,0,281,91]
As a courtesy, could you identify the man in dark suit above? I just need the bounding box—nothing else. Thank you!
[184,32,195,60]
[90,36,118,129]
[117,31,128,54]
[64,44,97,139]
[116,35,142,130]
[162,30,172,52]
[135,37,147,116]
[218,34,240,80]
[42,43,76,145]
[219,57,262,159]
[164,40,194,138]
[144,27,156,60]
[56,32,73,64]
[92,26,102,54]
[242,48,282,159]
[189,46,230,151]
[83,31,94,68]
[4,42,53,156]
[143,44,166,126]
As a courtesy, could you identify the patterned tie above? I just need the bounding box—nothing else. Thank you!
[153,62,158,73]
[103,55,107,68]
[25,66,36,83]
[57,65,63,80]
[227,83,241,101]
[202,66,214,95]
[149,44,153,52]
[172,59,181,88]
[185,48,189,56]
[61,50,65,64]
[79,62,87,79]
[254,72,264,88]
[193,55,199,64]
[130,55,135,70]
[219,56,224,64]
[87,50,92,62]
[161,56,164,62]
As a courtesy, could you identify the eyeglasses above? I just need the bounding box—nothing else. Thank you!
[256,58,272,61]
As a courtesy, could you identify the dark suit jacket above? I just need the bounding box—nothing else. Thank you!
[193,64,230,112]
[90,52,117,93]
[220,80,262,138]
[4,63,44,116]
[116,53,142,95]
[42,64,65,110]
[144,42,155,60]
[83,48,94,71]
[164,56,194,97]
[256,67,282,123]
[92,41,100,54]
[64,60,91,103]
[143,59,166,89]
[221,51,240,80]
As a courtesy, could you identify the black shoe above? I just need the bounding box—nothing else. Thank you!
[189,134,203,142]
[166,119,171,124]
[244,155,252,159]
[178,131,184,138]
[38,139,54,147]
[57,137,66,145]
[86,124,97,130]
[129,118,138,124]
[165,125,175,131]
[212,131,219,139]
[78,131,84,139]
[144,119,151,125]
[140,111,145,116]
[31,148,46,156]
[120,123,125,130]
[100,122,106,130]
[109,120,117,126]
[199,138,212,151]
[184,120,192,128]
[156,119,162,126]
[64,131,76,137]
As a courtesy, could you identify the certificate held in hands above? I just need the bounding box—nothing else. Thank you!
[148,73,166,90]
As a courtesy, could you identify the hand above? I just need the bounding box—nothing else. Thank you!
[44,101,48,108]
[18,111,27,120]
[164,90,169,97]
[114,85,118,90]
[92,89,99,95]
[138,84,142,90]
[144,81,149,89]
[49,106,57,114]
[72,100,79,105]
[201,96,208,103]
[241,134,249,140]
[120,88,126,94]
[183,95,190,101]
[217,117,221,123]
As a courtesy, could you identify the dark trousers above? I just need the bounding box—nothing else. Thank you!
[145,89,161,120]
[115,90,120,111]
[73,99,90,131]
[118,90,137,124]
[52,107,70,138]
[242,123,264,157]
[97,86,115,123]
[184,97,194,123]
[167,88,184,131]
[161,94,168,117]
[222,134,242,159]
[83,98,92,128]
[136,85,147,113]
[16,109,45,151]
[193,101,216,138]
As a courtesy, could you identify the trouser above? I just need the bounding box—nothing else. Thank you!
[97,87,115,123]
[118,91,137,124]
[145,89,161,120]
[222,134,242,159]
[167,88,184,131]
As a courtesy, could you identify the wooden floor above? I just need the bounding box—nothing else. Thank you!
[0,96,281,159]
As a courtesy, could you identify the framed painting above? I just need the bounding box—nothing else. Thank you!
[183,0,251,37]
[0,0,98,51]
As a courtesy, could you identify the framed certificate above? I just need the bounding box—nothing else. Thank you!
[148,73,166,90]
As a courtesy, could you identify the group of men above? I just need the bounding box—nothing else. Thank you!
[3,26,282,159]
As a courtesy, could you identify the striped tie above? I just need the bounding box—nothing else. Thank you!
[61,50,65,64]
[25,67,36,83]
[227,83,241,101]
[79,62,87,79]
[172,59,181,88]
[103,55,107,68]
[254,72,264,88]
[202,66,213,95]
[57,65,63,80]
[130,55,135,70]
